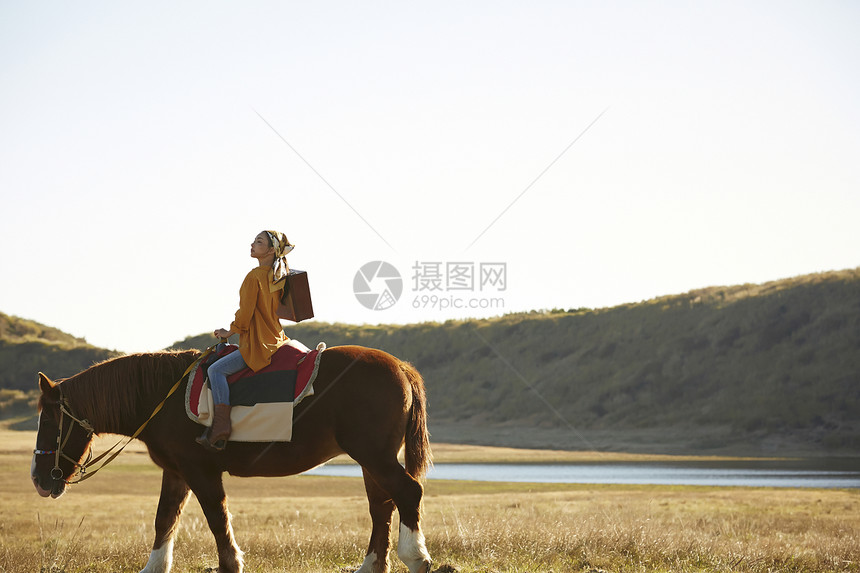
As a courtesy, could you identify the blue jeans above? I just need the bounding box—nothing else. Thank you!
[208,350,247,406]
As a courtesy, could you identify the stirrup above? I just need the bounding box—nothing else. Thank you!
[196,429,227,452]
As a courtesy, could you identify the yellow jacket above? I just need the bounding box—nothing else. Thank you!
[229,266,288,372]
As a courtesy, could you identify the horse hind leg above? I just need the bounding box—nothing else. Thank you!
[140,470,192,573]
[357,468,396,573]
[398,522,431,573]
[359,461,431,573]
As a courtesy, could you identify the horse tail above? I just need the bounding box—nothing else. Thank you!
[399,361,432,480]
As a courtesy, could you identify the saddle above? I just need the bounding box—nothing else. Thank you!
[185,339,325,442]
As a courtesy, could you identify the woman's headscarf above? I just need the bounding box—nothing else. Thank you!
[265,230,294,292]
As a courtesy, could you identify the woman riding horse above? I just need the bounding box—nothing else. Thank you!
[200,230,294,451]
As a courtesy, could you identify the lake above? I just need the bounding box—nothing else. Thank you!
[305,459,860,489]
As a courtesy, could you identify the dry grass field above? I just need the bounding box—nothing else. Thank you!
[2,424,859,573]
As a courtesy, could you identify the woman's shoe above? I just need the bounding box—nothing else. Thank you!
[196,404,232,452]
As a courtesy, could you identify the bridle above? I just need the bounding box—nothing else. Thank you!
[33,345,216,485]
[32,386,97,484]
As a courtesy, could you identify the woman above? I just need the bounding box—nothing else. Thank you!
[196,230,294,451]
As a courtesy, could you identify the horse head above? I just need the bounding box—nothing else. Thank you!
[32,372,94,499]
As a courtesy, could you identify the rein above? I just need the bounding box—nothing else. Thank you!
[35,346,216,484]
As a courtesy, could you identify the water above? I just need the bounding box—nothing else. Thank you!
[304,459,860,488]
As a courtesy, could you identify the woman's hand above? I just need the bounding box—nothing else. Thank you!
[213,328,233,339]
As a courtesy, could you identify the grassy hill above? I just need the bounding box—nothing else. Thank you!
[0,312,118,385]
[0,312,118,419]
[173,269,860,456]
[3,268,859,455]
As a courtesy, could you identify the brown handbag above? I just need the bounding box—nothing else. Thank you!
[276,269,315,322]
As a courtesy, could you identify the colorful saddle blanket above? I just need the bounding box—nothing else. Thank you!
[185,339,325,442]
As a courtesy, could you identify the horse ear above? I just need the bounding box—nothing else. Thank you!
[38,372,57,394]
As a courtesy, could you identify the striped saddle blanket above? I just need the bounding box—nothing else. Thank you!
[185,339,325,442]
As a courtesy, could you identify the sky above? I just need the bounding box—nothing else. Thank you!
[1,1,858,354]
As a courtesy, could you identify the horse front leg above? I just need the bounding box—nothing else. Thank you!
[186,469,244,573]
[140,470,191,573]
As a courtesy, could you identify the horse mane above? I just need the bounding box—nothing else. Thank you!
[60,350,200,434]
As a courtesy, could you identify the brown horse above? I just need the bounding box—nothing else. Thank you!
[31,345,432,573]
